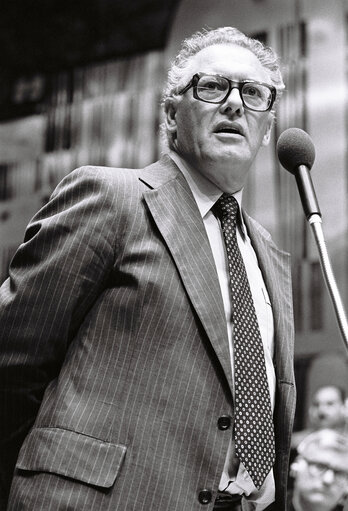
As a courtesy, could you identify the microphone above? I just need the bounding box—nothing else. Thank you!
[276,127,321,220]
[277,127,348,354]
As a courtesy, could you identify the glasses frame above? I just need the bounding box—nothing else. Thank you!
[178,72,277,112]
[302,456,348,486]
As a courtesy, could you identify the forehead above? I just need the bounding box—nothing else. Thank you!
[305,444,348,471]
[314,387,341,404]
[185,43,271,83]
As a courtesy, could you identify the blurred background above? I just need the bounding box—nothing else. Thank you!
[0,0,347,433]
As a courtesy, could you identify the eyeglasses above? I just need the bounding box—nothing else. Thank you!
[302,456,348,487]
[178,73,276,112]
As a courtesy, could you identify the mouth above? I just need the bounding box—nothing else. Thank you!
[213,123,244,137]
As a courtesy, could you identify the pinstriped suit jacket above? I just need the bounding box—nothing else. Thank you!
[0,155,296,510]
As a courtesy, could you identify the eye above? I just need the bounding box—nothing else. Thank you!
[205,82,218,90]
[314,462,327,471]
[243,84,261,98]
[199,80,223,91]
[198,75,228,92]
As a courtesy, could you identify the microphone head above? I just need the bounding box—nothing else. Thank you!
[276,128,315,174]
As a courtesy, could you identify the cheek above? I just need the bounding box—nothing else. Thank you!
[177,108,195,135]
[177,119,195,149]
[295,472,317,493]
[248,115,271,145]
[296,479,312,492]
[177,112,207,148]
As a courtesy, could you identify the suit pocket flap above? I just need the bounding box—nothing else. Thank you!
[16,427,127,488]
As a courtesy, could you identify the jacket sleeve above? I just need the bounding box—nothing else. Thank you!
[0,166,118,503]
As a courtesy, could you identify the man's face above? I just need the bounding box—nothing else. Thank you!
[309,387,346,429]
[165,43,274,193]
[294,444,348,511]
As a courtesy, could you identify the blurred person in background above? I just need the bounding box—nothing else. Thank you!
[288,428,348,511]
[292,385,348,450]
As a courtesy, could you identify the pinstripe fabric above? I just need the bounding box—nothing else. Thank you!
[0,155,296,510]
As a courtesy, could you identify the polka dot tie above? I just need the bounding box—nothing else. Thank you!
[213,193,275,489]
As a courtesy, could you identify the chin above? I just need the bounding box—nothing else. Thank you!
[215,148,248,162]
[208,152,250,173]
[304,493,332,506]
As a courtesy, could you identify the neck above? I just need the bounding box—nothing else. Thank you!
[172,148,248,194]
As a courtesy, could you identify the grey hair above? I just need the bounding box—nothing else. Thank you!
[161,26,285,149]
[297,428,348,456]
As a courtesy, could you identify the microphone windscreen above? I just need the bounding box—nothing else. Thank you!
[276,128,315,174]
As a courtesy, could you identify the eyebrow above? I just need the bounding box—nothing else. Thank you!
[306,457,348,471]
[200,72,269,83]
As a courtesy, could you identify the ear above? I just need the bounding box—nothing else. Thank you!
[261,115,274,146]
[290,457,307,478]
[164,97,179,136]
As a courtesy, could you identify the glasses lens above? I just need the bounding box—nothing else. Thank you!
[242,83,273,111]
[336,472,348,486]
[307,461,328,477]
[196,75,229,103]
[307,461,348,486]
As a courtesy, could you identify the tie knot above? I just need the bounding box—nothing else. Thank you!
[213,193,239,221]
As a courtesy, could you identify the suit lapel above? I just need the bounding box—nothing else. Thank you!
[140,156,233,390]
[139,156,294,389]
[243,214,294,382]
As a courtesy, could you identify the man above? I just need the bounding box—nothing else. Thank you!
[0,27,296,510]
[309,385,347,432]
[292,385,348,449]
[289,429,348,511]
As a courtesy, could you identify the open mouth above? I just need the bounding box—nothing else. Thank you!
[214,124,244,136]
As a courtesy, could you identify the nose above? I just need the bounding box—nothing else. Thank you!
[219,87,244,115]
[317,406,329,418]
[322,468,335,485]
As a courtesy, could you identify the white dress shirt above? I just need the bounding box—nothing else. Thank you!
[169,151,276,511]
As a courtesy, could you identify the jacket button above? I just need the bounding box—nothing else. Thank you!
[198,489,212,504]
[217,415,231,430]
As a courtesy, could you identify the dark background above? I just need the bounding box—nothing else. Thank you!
[1,0,179,74]
[0,0,179,118]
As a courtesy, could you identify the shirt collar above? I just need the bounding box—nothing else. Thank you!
[169,150,247,236]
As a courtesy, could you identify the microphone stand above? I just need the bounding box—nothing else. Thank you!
[308,213,348,356]
[277,127,348,356]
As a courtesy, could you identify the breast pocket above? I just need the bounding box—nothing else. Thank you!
[15,427,127,488]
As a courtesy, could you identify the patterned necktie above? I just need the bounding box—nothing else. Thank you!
[213,193,275,489]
